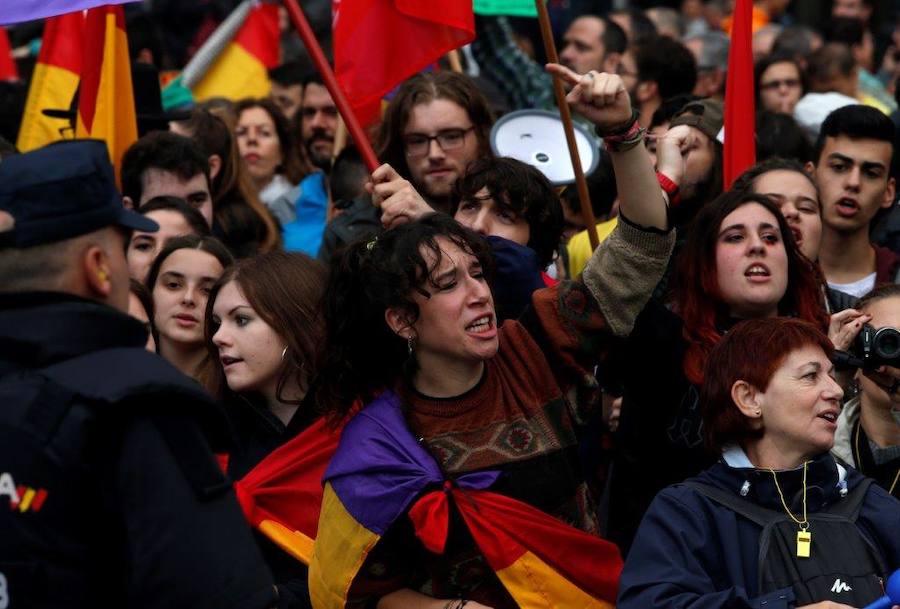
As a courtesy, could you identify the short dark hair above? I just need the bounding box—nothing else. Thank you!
[701,317,834,454]
[636,35,697,100]
[823,17,865,47]
[813,104,896,167]
[329,146,368,206]
[771,25,820,61]
[268,61,309,87]
[600,16,628,56]
[755,112,814,163]
[650,94,701,129]
[137,195,211,237]
[452,157,564,268]
[121,132,211,204]
[806,43,856,89]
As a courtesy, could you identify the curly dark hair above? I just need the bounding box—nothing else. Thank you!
[451,157,564,268]
[312,214,493,422]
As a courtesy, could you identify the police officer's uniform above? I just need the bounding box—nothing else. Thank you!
[0,141,277,609]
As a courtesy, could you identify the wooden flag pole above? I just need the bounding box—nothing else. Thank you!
[281,0,380,172]
[534,0,599,250]
[446,49,463,73]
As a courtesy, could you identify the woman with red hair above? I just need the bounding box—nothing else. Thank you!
[607,190,830,554]
[619,317,900,609]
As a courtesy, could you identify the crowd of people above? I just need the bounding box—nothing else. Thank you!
[1,1,900,608]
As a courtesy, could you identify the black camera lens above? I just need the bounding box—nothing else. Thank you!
[873,327,900,359]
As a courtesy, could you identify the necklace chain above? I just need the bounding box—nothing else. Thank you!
[769,461,809,531]
[854,422,900,495]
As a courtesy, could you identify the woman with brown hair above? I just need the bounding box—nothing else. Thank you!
[234,98,312,224]
[205,250,328,608]
[172,108,281,257]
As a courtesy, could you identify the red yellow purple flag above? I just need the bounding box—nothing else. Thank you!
[75,4,137,184]
[333,0,475,126]
[191,2,280,102]
[16,13,84,152]
[0,27,17,82]
[723,0,756,189]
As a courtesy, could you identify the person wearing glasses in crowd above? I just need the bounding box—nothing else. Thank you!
[755,53,806,115]
[317,72,493,262]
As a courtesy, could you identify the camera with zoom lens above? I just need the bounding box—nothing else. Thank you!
[837,324,900,371]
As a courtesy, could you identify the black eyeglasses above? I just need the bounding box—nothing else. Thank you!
[403,126,475,157]
[759,78,801,91]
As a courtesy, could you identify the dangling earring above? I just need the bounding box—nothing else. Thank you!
[281,346,288,361]
[407,335,414,356]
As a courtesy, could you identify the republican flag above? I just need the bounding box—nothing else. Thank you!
[723,0,756,189]
[0,0,136,26]
[16,13,83,152]
[333,0,475,126]
[233,417,342,566]
[75,4,137,183]
[0,27,17,81]
[190,2,280,102]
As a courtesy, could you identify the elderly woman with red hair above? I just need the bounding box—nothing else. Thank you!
[619,317,900,609]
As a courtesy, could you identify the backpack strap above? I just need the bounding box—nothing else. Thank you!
[823,478,873,521]
[682,480,783,527]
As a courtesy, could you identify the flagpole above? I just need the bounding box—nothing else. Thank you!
[534,0,599,250]
[281,0,380,172]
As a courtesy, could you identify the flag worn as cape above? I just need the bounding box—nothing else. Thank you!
[233,416,342,565]
[0,27,17,81]
[16,13,83,152]
[333,0,475,126]
[0,0,137,26]
[75,4,137,184]
[192,2,280,102]
[723,0,756,189]
[308,390,622,609]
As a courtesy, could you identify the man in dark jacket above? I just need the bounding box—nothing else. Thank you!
[0,140,277,609]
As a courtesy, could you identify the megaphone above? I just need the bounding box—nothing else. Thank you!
[489,109,600,186]
[864,570,900,609]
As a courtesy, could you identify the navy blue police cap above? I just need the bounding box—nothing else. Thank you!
[0,139,158,248]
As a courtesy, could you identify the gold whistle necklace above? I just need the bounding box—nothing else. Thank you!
[770,461,811,558]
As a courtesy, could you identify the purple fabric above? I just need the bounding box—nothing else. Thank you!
[325,390,499,535]
[0,0,138,25]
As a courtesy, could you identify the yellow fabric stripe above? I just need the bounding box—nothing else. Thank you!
[308,483,380,609]
[75,15,137,183]
[18,488,35,513]
[494,550,614,609]
[16,63,79,152]
[192,43,270,101]
[257,519,315,566]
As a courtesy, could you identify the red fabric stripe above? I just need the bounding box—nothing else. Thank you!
[234,417,341,539]
[453,488,622,603]
[0,27,18,81]
[234,3,280,69]
[723,0,756,189]
[38,13,84,75]
[30,489,48,512]
[76,6,112,133]
[408,489,450,554]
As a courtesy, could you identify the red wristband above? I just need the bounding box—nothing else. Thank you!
[656,171,681,207]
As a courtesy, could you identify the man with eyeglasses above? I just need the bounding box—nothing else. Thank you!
[318,72,492,262]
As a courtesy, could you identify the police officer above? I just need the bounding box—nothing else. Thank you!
[0,140,277,609]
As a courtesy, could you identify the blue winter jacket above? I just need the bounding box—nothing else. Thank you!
[618,449,900,609]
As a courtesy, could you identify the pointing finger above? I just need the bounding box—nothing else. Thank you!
[545,62,582,86]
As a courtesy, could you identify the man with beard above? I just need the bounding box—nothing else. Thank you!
[317,71,492,262]
[299,74,338,172]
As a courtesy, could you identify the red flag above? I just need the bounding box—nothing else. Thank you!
[0,27,17,81]
[723,0,756,189]
[333,0,475,126]
[75,4,137,185]
[17,13,84,151]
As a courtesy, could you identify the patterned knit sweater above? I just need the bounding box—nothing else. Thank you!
[348,219,675,608]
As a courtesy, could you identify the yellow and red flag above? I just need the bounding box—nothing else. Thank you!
[75,4,137,183]
[16,13,83,152]
[191,2,280,102]
[0,27,17,82]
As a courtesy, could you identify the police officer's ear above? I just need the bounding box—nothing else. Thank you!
[83,242,113,301]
